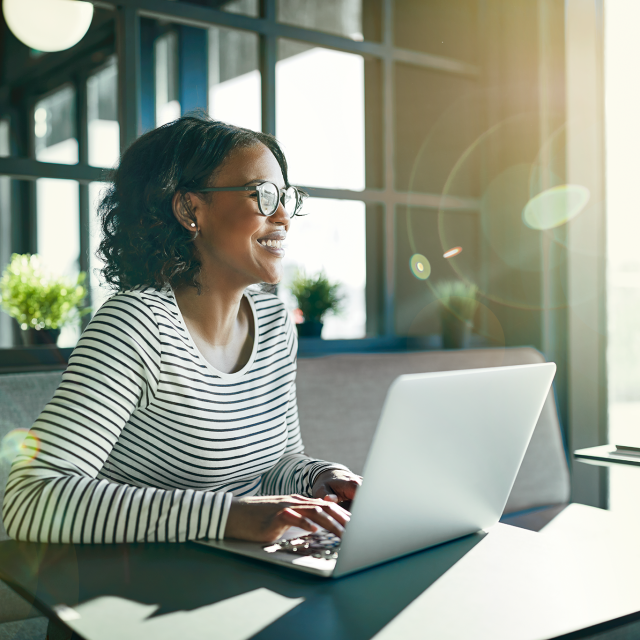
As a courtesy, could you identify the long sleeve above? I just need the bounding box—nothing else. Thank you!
[2,292,231,543]
[260,315,349,497]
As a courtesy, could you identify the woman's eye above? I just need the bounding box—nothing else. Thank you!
[249,192,258,199]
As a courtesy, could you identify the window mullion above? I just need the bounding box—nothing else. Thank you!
[117,5,141,150]
[260,0,276,136]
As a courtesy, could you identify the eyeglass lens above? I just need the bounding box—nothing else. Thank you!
[257,182,299,216]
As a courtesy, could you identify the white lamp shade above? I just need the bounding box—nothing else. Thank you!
[3,0,93,53]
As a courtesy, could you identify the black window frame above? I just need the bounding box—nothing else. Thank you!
[0,0,481,365]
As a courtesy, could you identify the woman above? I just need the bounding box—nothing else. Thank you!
[2,115,360,544]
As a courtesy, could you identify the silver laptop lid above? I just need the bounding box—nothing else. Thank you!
[333,362,556,577]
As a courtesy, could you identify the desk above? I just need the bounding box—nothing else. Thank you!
[574,444,640,468]
[2,523,640,640]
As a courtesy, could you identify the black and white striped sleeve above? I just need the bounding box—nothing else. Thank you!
[2,292,232,543]
[260,314,349,497]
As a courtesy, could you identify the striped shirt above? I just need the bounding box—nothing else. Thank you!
[2,286,345,543]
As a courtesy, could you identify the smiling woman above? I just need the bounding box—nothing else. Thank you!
[2,114,361,545]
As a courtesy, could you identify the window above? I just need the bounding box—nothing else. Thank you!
[276,41,365,191]
[0,122,10,347]
[279,199,366,339]
[277,0,366,41]
[155,32,180,127]
[208,27,260,130]
[0,0,497,349]
[34,86,78,164]
[88,59,120,168]
[178,0,259,18]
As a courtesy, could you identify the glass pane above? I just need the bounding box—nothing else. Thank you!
[155,31,181,126]
[208,27,261,130]
[277,0,366,41]
[277,40,365,190]
[279,198,366,339]
[394,63,479,193]
[176,0,259,17]
[395,205,482,339]
[36,178,80,347]
[2,6,113,160]
[34,86,78,164]
[394,0,478,63]
[218,0,259,16]
[89,182,112,314]
[605,0,640,522]
[87,58,120,168]
[0,124,12,346]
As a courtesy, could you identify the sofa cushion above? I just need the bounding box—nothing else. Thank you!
[0,616,48,640]
[296,347,570,513]
[0,581,41,624]
[0,371,63,542]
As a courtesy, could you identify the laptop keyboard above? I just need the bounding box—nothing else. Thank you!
[263,531,341,560]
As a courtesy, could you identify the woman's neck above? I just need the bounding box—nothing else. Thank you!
[174,280,246,347]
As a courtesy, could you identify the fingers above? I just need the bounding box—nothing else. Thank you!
[337,481,359,501]
[295,503,349,537]
[278,507,318,533]
[271,496,353,540]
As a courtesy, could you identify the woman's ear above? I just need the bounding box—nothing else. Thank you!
[172,191,199,231]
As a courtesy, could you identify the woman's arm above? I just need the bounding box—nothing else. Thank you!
[259,381,351,496]
[2,292,232,543]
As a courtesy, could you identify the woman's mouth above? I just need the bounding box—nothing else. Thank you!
[257,238,285,256]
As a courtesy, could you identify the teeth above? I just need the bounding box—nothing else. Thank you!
[260,239,283,248]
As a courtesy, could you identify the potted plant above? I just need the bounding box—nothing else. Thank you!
[0,253,90,346]
[289,270,342,338]
[432,280,479,349]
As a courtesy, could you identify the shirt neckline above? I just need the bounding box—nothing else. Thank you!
[167,286,259,381]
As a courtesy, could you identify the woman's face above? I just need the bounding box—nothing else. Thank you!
[177,143,291,287]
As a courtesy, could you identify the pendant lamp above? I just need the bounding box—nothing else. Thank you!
[3,0,93,53]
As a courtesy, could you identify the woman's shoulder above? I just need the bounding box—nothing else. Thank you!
[246,288,297,358]
[246,287,289,322]
[89,286,181,336]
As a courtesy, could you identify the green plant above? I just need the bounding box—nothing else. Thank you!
[432,280,479,324]
[289,270,342,323]
[0,253,90,331]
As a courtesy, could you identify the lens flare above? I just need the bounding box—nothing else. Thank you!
[0,429,40,464]
[443,247,462,259]
[522,185,590,230]
[410,254,431,280]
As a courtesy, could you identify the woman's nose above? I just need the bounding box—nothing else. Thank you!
[271,198,291,223]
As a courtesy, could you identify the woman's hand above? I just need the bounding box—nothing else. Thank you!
[311,468,362,507]
[224,494,351,543]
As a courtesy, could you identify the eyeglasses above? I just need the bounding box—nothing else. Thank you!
[196,181,307,217]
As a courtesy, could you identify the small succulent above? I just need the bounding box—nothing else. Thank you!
[432,280,479,324]
[0,253,90,331]
[289,270,342,323]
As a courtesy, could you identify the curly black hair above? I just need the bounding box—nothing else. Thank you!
[97,113,290,292]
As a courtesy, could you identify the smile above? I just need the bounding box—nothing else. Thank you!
[257,238,285,256]
[259,239,283,249]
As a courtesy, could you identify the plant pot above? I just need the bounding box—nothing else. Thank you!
[296,321,323,338]
[440,311,471,350]
[20,328,61,347]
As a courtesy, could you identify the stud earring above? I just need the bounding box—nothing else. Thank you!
[190,223,196,227]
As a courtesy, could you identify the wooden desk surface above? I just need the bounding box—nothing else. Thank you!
[2,523,640,640]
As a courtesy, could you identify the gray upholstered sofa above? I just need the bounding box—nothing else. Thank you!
[0,371,62,639]
[296,347,570,515]
[0,347,570,636]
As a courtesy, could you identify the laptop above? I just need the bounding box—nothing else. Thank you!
[196,362,556,578]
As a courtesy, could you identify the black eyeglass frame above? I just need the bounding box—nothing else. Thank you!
[195,181,307,217]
